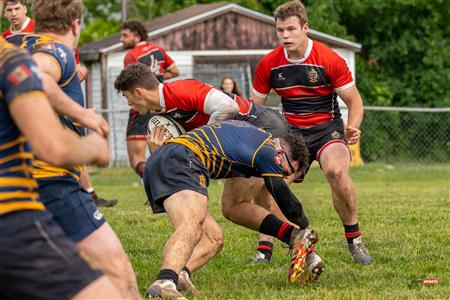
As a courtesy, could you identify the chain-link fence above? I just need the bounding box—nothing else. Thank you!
[361,107,450,163]
[98,104,449,166]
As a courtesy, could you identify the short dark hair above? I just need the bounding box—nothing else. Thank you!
[274,0,308,26]
[114,63,160,93]
[5,0,28,7]
[283,133,310,173]
[121,20,148,42]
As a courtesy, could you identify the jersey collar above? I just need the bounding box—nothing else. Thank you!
[284,38,313,64]
[10,17,31,34]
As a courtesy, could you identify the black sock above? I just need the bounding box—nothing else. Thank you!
[257,241,273,258]
[90,191,98,200]
[182,266,191,277]
[157,269,178,285]
[259,214,294,245]
[344,223,361,244]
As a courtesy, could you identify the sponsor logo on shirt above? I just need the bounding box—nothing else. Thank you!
[7,64,32,86]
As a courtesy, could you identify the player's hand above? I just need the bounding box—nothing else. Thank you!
[84,133,110,167]
[147,125,172,154]
[76,65,88,82]
[344,126,361,145]
[78,108,109,138]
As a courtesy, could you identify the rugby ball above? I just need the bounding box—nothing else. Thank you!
[147,115,186,138]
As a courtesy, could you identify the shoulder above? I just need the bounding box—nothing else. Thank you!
[311,40,343,61]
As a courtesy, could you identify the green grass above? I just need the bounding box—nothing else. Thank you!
[90,163,450,299]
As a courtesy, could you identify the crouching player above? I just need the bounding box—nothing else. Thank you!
[143,120,319,298]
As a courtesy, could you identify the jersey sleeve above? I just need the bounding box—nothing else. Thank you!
[326,49,354,90]
[123,51,137,67]
[160,47,175,70]
[2,53,43,105]
[253,142,284,177]
[252,58,272,98]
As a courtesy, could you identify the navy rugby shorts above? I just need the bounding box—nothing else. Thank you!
[0,210,103,299]
[143,143,209,214]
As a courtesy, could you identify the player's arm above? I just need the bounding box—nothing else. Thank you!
[336,85,364,144]
[203,90,239,124]
[10,92,110,167]
[32,52,109,137]
[250,91,268,106]
[162,64,180,79]
[263,176,309,228]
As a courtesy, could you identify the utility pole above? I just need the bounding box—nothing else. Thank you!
[121,0,128,23]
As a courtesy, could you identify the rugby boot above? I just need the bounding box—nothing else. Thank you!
[288,228,318,284]
[304,248,325,283]
[251,250,272,265]
[146,279,187,299]
[94,197,118,208]
[177,270,200,296]
[348,236,372,265]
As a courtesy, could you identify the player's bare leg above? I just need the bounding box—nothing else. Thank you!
[319,142,372,264]
[179,212,223,295]
[147,190,211,299]
[77,223,140,300]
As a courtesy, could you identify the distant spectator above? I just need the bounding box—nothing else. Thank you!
[220,76,242,96]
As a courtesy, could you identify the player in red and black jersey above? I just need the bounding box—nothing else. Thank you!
[120,20,180,178]
[251,0,371,265]
[1,0,34,46]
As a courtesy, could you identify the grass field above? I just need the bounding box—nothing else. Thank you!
[91,163,449,299]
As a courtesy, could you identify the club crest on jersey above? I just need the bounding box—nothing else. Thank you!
[309,68,319,83]
[331,131,341,139]
[7,64,32,86]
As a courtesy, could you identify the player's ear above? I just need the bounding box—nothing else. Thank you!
[135,87,144,97]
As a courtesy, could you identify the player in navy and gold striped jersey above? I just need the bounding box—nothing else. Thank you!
[16,1,140,299]
[0,34,120,299]
[143,120,319,297]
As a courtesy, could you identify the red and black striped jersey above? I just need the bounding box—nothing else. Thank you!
[253,39,354,128]
[124,41,175,81]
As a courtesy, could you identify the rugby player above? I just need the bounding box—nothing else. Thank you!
[143,120,317,298]
[21,1,140,298]
[250,0,372,264]
[1,0,33,45]
[120,20,180,178]
[0,33,122,298]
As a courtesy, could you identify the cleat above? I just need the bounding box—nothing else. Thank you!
[94,197,118,208]
[146,279,187,299]
[304,249,324,283]
[251,251,272,265]
[288,228,318,284]
[348,236,372,265]
[177,270,200,296]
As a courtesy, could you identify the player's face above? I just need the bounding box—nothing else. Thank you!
[122,89,149,115]
[221,78,234,94]
[4,2,27,28]
[120,29,139,50]
[276,16,308,57]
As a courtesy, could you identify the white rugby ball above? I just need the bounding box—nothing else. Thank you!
[147,115,186,138]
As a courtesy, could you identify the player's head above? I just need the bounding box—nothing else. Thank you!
[4,0,28,29]
[32,0,83,47]
[114,63,160,114]
[274,1,309,54]
[120,20,148,50]
[276,133,309,177]
[220,76,242,96]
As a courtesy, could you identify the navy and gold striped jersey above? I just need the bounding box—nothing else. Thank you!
[167,120,284,179]
[21,34,84,182]
[0,37,44,214]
